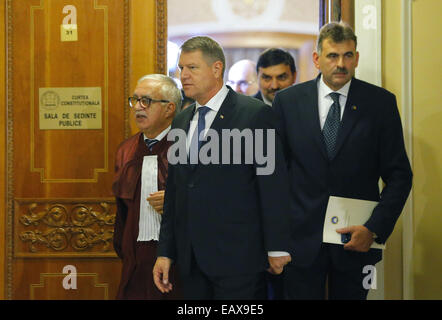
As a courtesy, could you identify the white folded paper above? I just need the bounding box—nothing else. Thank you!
[323,196,385,249]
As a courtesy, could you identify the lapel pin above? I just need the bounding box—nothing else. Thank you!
[220,114,224,119]
[352,105,357,110]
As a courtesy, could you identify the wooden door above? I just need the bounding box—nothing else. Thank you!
[5,0,166,300]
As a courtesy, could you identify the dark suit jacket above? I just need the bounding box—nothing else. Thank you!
[254,91,263,102]
[273,76,412,269]
[158,87,292,277]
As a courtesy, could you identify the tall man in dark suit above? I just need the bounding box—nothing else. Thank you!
[153,36,292,299]
[273,22,412,299]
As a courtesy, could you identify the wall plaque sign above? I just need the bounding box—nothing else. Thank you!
[39,87,102,130]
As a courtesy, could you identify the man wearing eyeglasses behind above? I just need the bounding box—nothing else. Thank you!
[227,59,259,96]
[255,48,297,106]
[112,74,182,299]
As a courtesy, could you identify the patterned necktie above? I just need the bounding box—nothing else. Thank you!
[145,138,158,151]
[189,106,210,163]
[322,92,341,159]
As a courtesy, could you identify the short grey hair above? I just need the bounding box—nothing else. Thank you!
[137,74,182,113]
[180,36,226,77]
[317,22,357,55]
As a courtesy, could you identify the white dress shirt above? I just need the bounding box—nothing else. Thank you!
[143,125,171,144]
[186,85,229,153]
[137,126,171,242]
[262,94,272,107]
[186,85,289,258]
[317,75,351,129]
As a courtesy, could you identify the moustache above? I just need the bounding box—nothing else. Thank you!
[267,88,280,94]
[333,68,348,74]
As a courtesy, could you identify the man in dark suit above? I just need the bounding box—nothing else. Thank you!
[153,36,292,299]
[273,22,412,299]
[254,48,297,107]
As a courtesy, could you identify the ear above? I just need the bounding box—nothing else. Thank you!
[164,102,176,118]
[312,51,320,70]
[212,61,224,79]
[355,51,360,68]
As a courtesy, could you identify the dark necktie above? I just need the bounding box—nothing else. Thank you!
[189,106,210,163]
[322,92,341,159]
[145,138,158,151]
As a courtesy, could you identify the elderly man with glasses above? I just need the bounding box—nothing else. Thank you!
[112,74,182,299]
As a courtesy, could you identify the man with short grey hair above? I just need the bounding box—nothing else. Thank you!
[273,22,412,299]
[113,74,182,299]
[153,36,292,299]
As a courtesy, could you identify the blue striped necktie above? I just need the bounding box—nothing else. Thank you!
[322,92,341,159]
[145,138,158,151]
[189,106,210,163]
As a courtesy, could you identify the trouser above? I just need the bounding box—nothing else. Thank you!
[284,244,370,300]
[180,249,266,300]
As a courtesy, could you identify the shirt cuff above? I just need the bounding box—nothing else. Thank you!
[268,251,290,257]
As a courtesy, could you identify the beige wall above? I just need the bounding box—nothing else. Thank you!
[168,0,318,28]
[383,0,442,300]
[411,0,442,300]
[382,0,404,300]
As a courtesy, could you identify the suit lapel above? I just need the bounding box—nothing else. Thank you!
[208,88,236,134]
[177,103,196,133]
[333,78,364,159]
[303,78,329,160]
[172,103,197,171]
[182,90,236,172]
[188,89,236,171]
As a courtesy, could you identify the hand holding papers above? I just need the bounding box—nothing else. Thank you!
[323,196,385,250]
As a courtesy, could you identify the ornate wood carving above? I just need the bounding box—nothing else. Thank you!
[6,0,14,300]
[15,199,116,257]
[156,0,167,74]
[124,0,130,138]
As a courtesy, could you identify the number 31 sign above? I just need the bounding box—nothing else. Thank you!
[60,5,78,42]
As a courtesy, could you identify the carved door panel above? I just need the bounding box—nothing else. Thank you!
[6,0,166,299]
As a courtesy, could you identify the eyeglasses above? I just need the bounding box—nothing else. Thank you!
[226,80,255,92]
[128,96,170,108]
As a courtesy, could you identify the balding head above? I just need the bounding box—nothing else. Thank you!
[227,59,259,96]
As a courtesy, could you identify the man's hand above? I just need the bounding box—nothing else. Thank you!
[267,255,291,275]
[147,190,165,214]
[336,225,375,252]
[153,257,173,293]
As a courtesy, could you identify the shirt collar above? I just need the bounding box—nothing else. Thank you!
[195,85,229,112]
[318,74,351,99]
[143,125,171,142]
[262,93,272,106]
